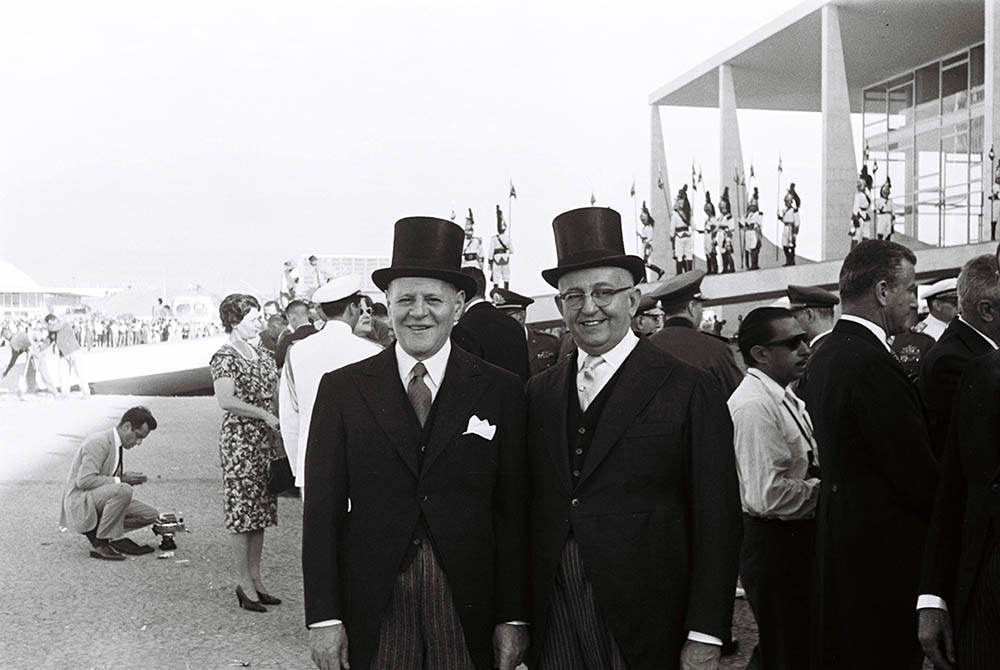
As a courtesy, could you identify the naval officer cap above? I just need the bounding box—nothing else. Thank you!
[786,285,840,309]
[924,277,958,300]
[312,275,362,305]
[491,287,535,311]
[651,269,707,311]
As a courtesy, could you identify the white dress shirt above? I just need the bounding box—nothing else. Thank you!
[958,316,999,350]
[839,314,891,352]
[809,329,833,348]
[920,313,949,341]
[111,427,122,484]
[728,369,820,520]
[395,338,450,402]
[279,320,380,487]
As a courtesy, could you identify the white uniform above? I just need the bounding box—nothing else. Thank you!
[671,211,693,261]
[875,195,894,238]
[853,191,873,239]
[918,313,949,342]
[279,320,380,487]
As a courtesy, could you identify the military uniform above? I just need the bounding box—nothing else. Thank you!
[491,287,561,377]
[788,284,841,396]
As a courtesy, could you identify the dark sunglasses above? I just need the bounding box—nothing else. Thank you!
[762,333,809,350]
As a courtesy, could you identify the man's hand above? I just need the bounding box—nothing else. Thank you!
[493,623,529,670]
[680,639,721,670]
[310,624,349,670]
[121,472,147,486]
[918,608,955,670]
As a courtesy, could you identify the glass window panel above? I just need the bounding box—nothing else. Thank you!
[888,84,913,130]
[971,45,985,87]
[943,52,968,68]
[915,63,939,105]
[971,115,985,154]
[942,63,969,113]
[886,73,914,90]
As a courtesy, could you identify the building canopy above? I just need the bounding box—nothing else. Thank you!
[649,0,983,113]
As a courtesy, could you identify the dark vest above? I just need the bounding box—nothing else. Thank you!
[565,360,622,487]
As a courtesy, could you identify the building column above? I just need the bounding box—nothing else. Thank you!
[719,64,746,218]
[649,106,675,277]
[821,4,856,260]
[984,0,1000,236]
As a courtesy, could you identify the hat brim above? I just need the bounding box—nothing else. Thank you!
[372,267,478,300]
[541,255,646,289]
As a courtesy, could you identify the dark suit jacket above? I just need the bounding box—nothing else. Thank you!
[452,301,530,382]
[648,317,743,398]
[920,351,1000,636]
[799,319,939,669]
[302,344,530,670]
[527,338,742,669]
[918,318,995,458]
[275,323,318,367]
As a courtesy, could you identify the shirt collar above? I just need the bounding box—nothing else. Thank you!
[839,314,890,351]
[576,330,640,374]
[746,367,788,400]
[112,427,121,450]
[396,338,451,389]
[809,329,832,348]
[958,316,999,350]
[321,320,352,336]
[465,297,486,310]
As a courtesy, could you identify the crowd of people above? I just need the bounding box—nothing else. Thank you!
[57,208,1000,670]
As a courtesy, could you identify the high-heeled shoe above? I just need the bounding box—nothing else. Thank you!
[256,590,281,605]
[236,585,267,612]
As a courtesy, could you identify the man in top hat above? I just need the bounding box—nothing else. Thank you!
[918,257,1000,459]
[492,286,563,376]
[278,275,381,489]
[787,285,840,353]
[452,266,530,382]
[303,216,530,670]
[891,277,958,383]
[527,206,741,670]
[648,270,743,398]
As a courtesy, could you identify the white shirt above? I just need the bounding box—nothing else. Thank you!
[279,320,380,487]
[111,428,122,484]
[395,338,451,402]
[839,314,891,352]
[809,329,833,348]
[728,369,820,520]
[920,313,950,342]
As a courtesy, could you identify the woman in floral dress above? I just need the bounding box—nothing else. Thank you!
[210,294,281,612]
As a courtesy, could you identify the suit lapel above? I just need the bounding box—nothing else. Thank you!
[357,348,420,477]
[542,353,575,493]
[422,346,490,474]
[577,339,675,488]
[954,319,995,358]
[988,356,1000,479]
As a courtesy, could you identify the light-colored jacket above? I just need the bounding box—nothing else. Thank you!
[59,428,119,532]
[279,320,380,486]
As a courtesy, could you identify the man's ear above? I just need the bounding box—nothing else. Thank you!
[978,299,995,323]
[874,280,891,307]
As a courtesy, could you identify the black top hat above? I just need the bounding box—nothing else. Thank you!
[372,217,477,298]
[541,207,646,288]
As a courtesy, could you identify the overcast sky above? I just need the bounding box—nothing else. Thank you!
[1,0,845,300]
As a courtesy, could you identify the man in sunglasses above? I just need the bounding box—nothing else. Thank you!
[526,207,741,670]
[729,307,819,670]
[798,240,938,670]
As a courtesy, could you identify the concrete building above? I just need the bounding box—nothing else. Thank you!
[641,0,999,331]
[0,259,111,319]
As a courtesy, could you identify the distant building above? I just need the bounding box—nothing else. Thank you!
[0,259,113,319]
[293,254,390,300]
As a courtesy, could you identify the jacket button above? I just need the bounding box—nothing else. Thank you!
[831,484,838,493]
[575,448,583,455]
[578,427,586,434]
[571,498,580,507]
[572,470,581,478]
[420,445,426,452]
[420,495,428,502]
[412,538,421,546]
[991,483,1000,493]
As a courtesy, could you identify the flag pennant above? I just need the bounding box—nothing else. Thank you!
[509,181,517,199]
[590,190,597,206]
[657,166,665,191]
[450,209,456,221]
[749,163,755,179]
[778,155,783,173]
[697,169,703,190]
[630,178,636,198]
[691,162,698,189]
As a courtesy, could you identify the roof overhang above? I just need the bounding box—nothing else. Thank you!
[649,0,984,113]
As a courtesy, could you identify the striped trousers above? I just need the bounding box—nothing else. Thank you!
[957,539,1000,669]
[536,536,628,670]
[371,539,475,670]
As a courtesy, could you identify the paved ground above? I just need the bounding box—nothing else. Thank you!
[0,386,759,670]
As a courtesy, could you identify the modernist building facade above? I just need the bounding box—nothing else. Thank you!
[648,0,999,275]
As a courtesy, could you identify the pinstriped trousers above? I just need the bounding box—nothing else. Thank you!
[957,540,1000,669]
[371,539,476,670]
[536,536,628,670]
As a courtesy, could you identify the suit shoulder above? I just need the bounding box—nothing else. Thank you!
[455,344,523,388]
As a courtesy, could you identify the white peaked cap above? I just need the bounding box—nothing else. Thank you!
[312,275,362,303]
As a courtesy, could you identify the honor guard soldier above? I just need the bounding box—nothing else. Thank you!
[716,188,736,274]
[648,269,744,398]
[491,287,563,377]
[743,188,763,270]
[462,209,484,271]
[489,205,513,289]
[891,277,957,383]
[875,178,895,240]
[779,186,800,267]
[703,192,719,275]
[671,185,694,275]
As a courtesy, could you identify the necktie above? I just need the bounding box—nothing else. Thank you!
[577,355,605,412]
[114,445,123,478]
[407,362,432,427]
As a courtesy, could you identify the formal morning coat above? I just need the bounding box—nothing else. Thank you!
[526,337,742,669]
[301,344,530,670]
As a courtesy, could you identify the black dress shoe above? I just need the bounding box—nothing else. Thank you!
[236,586,267,612]
[110,538,155,555]
[256,591,281,605]
[89,544,126,561]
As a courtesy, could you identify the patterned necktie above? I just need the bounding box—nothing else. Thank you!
[577,354,605,412]
[407,362,432,427]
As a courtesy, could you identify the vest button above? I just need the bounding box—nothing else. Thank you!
[577,427,586,434]
[831,484,839,493]
[421,495,429,502]
[572,470,581,478]
[420,445,426,452]
[992,483,1000,493]
[575,448,583,455]
[412,538,421,546]
[571,498,580,507]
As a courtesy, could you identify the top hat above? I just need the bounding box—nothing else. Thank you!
[541,207,646,288]
[372,217,477,298]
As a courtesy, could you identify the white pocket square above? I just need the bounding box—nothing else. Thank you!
[463,415,496,440]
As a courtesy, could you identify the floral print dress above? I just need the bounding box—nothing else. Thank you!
[209,342,278,533]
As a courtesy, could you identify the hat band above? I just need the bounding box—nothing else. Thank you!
[555,249,631,267]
